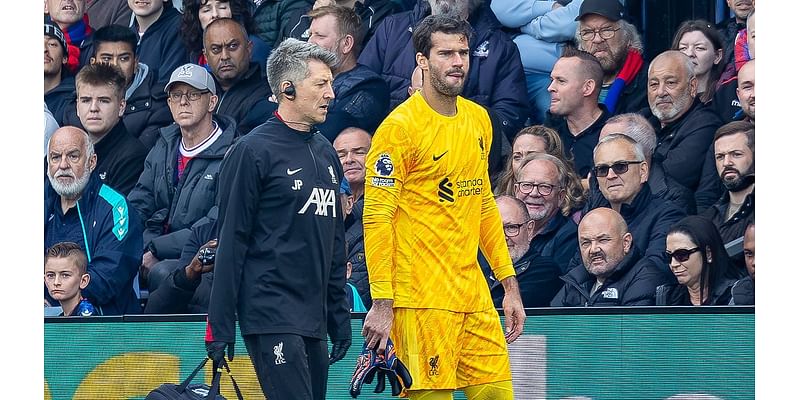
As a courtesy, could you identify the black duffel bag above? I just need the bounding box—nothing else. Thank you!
[146,357,243,400]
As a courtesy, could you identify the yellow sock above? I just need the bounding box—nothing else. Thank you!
[462,380,514,400]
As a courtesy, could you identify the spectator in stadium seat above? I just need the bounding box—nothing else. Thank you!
[671,20,725,106]
[44,242,95,316]
[45,0,94,73]
[128,63,238,293]
[491,0,583,124]
[180,0,271,74]
[551,207,673,307]
[333,127,373,308]
[74,63,148,196]
[703,121,754,245]
[203,18,275,136]
[87,0,133,29]
[45,23,76,126]
[583,134,685,273]
[359,0,530,160]
[45,127,143,315]
[128,0,189,86]
[63,25,173,149]
[730,221,754,305]
[642,50,723,214]
[590,113,693,212]
[657,215,743,306]
[736,60,755,123]
[512,153,582,274]
[544,48,609,179]
[307,5,390,141]
[144,209,218,314]
[495,126,584,213]
[575,0,648,116]
[484,195,563,308]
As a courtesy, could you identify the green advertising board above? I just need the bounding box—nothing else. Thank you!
[44,309,754,400]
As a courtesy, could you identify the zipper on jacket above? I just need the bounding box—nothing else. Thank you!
[307,141,320,180]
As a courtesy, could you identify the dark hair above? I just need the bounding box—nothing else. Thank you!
[560,46,604,97]
[714,120,755,153]
[412,14,472,58]
[667,215,738,304]
[181,0,255,55]
[92,25,138,57]
[308,5,364,56]
[670,19,725,103]
[75,63,127,100]
[45,242,88,275]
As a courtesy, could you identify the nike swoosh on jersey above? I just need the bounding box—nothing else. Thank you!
[433,151,448,161]
[287,168,303,175]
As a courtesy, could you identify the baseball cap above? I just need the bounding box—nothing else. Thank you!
[165,63,217,95]
[44,23,68,55]
[576,0,624,22]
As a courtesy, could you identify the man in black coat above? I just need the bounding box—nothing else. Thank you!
[205,39,350,399]
[204,19,276,136]
[73,63,147,196]
[643,50,723,214]
[551,208,674,307]
[45,23,76,126]
[484,196,562,308]
[585,133,685,273]
[128,0,188,86]
[308,5,389,141]
[128,63,238,293]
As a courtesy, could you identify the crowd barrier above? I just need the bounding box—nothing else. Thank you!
[44,307,754,400]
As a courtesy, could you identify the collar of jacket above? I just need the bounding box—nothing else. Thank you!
[93,121,130,156]
[160,114,238,158]
[617,183,654,220]
[713,178,755,216]
[567,246,644,288]
[214,62,264,96]
[46,171,104,216]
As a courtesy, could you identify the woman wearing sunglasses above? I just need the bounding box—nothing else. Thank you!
[656,215,745,306]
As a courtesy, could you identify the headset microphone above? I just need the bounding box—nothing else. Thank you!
[282,81,296,99]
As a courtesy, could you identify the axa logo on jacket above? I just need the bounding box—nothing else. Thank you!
[298,187,337,217]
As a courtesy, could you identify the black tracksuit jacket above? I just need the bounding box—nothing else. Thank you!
[207,117,350,344]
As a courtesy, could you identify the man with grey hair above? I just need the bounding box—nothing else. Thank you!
[483,195,563,308]
[575,0,648,115]
[597,112,694,211]
[45,126,143,315]
[644,50,723,214]
[583,133,685,272]
[206,38,351,399]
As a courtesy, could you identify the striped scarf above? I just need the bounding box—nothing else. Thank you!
[604,49,643,114]
[62,14,94,74]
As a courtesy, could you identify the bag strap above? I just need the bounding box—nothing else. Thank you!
[207,358,244,400]
[176,358,208,393]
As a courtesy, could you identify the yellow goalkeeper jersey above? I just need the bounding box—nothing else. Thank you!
[363,92,515,312]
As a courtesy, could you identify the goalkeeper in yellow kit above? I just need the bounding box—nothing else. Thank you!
[361,14,525,400]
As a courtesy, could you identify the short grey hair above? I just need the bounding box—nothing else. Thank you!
[604,113,656,159]
[648,50,696,82]
[594,133,646,163]
[494,194,530,220]
[266,38,337,101]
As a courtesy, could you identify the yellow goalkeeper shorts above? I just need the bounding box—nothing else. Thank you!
[390,307,511,390]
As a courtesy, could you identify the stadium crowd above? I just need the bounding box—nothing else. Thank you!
[44,0,756,318]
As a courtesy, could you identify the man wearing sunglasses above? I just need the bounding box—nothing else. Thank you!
[551,207,674,307]
[128,63,239,294]
[587,133,685,273]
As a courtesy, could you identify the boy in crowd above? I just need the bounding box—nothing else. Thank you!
[44,242,95,316]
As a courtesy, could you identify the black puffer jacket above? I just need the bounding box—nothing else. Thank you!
[317,64,390,141]
[123,65,172,149]
[131,5,189,86]
[45,75,76,126]
[485,250,563,308]
[345,198,371,308]
[655,277,738,306]
[128,115,238,260]
[551,248,674,307]
[252,0,314,47]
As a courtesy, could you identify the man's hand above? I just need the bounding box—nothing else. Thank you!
[185,239,218,281]
[206,341,234,364]
[329,338,351,365]
[141,250,159,274]
[500,276,525,343]
[362,299,393,355]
